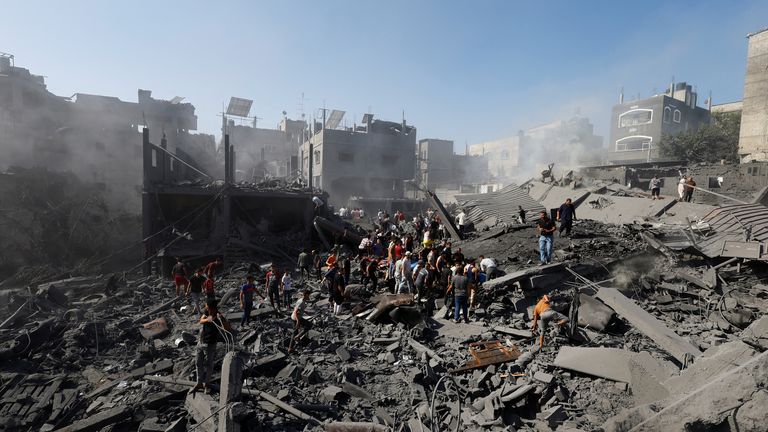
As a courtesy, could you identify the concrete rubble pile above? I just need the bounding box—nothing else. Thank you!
[0,181,767,432]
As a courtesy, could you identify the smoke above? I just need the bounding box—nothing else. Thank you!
[609,254,659,290]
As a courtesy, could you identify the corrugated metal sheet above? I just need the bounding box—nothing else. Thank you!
[458,184,545,229]
[695,203,768,260]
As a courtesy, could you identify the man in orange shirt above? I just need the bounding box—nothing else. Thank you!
[325,250,338,268]
[531,295,569,349]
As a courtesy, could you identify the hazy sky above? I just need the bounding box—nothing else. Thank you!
[2,1,766,150]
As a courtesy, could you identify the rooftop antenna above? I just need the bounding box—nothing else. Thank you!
[619,87,624,104]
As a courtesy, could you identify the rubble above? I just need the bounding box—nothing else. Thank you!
[0,171,766,432]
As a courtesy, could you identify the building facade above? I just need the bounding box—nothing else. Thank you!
[417,138,454,188]
[0,54,216,212]
[739,28,768,162]
[225,116,307,181]
[468,134,522,182]
[607,82,710,164]
[300,115,416,205]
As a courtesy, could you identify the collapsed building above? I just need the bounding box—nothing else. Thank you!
[0,53,218,213]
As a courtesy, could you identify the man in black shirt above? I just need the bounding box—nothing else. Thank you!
[536,211,557,265]
[187,269,206,314]
[556,198,577,237]
[448,266,471,323]
[191,299,229,394]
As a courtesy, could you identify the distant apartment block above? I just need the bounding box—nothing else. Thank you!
[607,82,710,164]
[739,28,768,162]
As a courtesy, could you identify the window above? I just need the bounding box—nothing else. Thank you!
[615,136,652,152]
[169,158,174,171]
[663,107,672,123]
[708,177,722,188]
[151,149,157,167]
[673,109,681,123]
[338,152,354,162]
[382,155,398,166]
[313,150,320,165]
[500,150,510,160]
[619,109,653,127]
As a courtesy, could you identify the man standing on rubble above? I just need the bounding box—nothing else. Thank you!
[281,269,292,307]
[531,295,569,349]
[456,209,467,236]
[683,176,696,202]
[312,250,322,278]
[288,290,312,354]
[240,274,258,326]
[556,198,577,237]
[265,265,282,311]
[191,298,229,394]
[297,249,311,282]
[536,211,557,265]
[447,266,471,324]
[649,175,662,200]
[187,268,205,314]
[172,258,188,297]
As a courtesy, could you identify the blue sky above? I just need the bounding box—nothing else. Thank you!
[2,1,766,150]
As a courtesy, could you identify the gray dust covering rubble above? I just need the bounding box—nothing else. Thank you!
[0,171,766,432]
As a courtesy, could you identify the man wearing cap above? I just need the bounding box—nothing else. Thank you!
[531,295,569,349]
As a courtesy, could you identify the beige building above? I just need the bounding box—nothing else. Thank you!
[467,135,522,181]
[739,28,768,162]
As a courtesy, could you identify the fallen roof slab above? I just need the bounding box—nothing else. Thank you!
[576,194,676,225]
[595,288,702,364]
[553,346,633,382]
[656,201,716,225]
[523,181,591,210]
[482,262,564,290]
[628,349,768,432]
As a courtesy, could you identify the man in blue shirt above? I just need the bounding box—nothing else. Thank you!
[556,198,577,237]
[239,274,259,326]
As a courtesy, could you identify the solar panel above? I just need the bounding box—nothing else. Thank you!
[361,113,373,124]
[169,96,185,104]
[325,110,345,129]
[226,97,253,117]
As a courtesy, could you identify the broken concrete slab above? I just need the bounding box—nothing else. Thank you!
[53,405,133,432]
[577,194,676,225]
[325,422,389,432]
[741,314,768,350]
[493,326,533,339]
[185,392,218,432]
[663,340,757,396]
[595,288,702,364]
[554,346,633,383]
[627,349,768,431]
[577,293,615,331]
[482,262,565,290]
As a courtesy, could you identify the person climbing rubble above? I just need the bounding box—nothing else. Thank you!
[265,265,282,311]
[531,295,569,349]
[288,290,312,354]
[447,266,472,324]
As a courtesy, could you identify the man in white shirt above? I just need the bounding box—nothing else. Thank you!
[479,255,497,280]
[456,210,467,236]
[401,251,414,294]
[281,270,292,307]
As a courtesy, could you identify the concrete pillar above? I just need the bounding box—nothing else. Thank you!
[218,351,244,432]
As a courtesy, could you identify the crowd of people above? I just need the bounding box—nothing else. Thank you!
[179,203,582,391]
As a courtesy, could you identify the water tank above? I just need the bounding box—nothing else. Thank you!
[0,57,11,73]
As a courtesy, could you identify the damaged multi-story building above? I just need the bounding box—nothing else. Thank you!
[300,113,416,206]
[224,114,307,181]
[606,82,710,164]
[416,138,489,189]
[738,27,768,163]
[0,53,217,213]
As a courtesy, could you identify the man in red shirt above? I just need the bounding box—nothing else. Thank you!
[172,258,188,297]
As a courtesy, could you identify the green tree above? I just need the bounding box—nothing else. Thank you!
[658,111,741,163]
